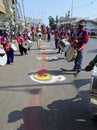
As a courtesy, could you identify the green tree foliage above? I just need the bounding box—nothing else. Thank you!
[48,16,56,30]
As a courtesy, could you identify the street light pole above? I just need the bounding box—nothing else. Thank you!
[71,0,73,18]
[22,0,26,25]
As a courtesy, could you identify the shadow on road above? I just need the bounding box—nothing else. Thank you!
[0,82,73,93]
[74,78,91,89]
[8,92,97,130]
[87,49,97,53]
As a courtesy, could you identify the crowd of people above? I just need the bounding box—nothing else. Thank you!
[0,29,31,65]
[0,20,93,75]
[0,24,52,65]
[0,20,91,74]
[0,19,90,74]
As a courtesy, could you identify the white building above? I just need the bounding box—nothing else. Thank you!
[58,16,97,33]
[0,0,6,28]
[86,20,97,32]
[26,17,43,26]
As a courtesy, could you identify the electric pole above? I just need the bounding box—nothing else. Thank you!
[71,0,73,18]
[22,0,26,25]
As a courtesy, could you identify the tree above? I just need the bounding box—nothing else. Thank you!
[48,16,56,30]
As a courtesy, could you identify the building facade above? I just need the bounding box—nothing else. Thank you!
[0,0,6,13]
[58,16,97,34]
[0,0,6,30]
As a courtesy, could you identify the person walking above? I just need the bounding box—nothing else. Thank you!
[1,30,14,64]
[54,29,60,49]
[46,27,51,42]
[17,32,27,55]
[57,27,68,53]
[72,19,89,73]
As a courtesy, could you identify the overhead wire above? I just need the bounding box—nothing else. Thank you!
[73,0,96,9]
[71,0,97,19]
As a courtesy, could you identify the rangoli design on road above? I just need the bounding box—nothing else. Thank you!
[28,70,66,84]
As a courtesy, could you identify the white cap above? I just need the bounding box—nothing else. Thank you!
[38,28,41,31]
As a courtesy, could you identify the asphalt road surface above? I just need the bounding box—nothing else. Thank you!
[0,37,97,130]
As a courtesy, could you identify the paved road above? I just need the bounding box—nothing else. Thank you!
[0,37,97,130]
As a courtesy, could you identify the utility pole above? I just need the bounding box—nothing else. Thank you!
[56,15,58,29]
[22,0,26,25]
[17,2,23,20]
[71,0,73,18]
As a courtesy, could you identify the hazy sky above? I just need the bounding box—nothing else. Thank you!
[18,0,97,25]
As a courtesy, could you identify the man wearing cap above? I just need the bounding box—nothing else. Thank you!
[72,19,89,73]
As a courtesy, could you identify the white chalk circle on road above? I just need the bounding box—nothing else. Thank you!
[28,72,66,84]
